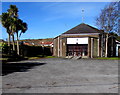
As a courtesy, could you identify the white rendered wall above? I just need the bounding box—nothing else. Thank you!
[67,37,88,44]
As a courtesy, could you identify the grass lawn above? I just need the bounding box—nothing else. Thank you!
[1,53,57,63]
[0,58,8,61]
[26,55,57,60]
[1,53,27,63]
[44,56,57,58]
[96,57,120,60]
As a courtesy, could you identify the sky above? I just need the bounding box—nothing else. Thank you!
[1,2,110,40]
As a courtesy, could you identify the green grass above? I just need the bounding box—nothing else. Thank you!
[96,57,120,60]
[27,56,57,60]
[1,53,57,62]
[0,58,9,61]
[27,57,41,60]
[44,56,57,58]
[1,53,27,63]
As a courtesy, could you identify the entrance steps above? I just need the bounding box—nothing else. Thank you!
[82,56,88,58]
[72,56,81,60]
[65,56,88,59]
[65,56,73,59]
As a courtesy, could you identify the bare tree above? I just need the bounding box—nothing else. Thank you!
[96,2,119,34]
[96,2,120,57]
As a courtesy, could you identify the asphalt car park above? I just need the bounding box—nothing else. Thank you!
[2,58,119,93]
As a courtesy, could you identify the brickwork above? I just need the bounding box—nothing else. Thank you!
[88,37,91,58]
[93,38,98,57]
[53,38,58,56]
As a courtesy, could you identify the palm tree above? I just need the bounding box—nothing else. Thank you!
[0,13,14,54]
[1,5,28,55]
[15,19,27,55]
[19,22,28,38]
[10,17,18,51]
[0,13,12,47]
[17,20,28,55]
[7,5,18,52]
[7,5,18,18]
[7,5,28,55]
[15,19,22,55]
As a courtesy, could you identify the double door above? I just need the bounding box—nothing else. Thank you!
[67,44,88,56]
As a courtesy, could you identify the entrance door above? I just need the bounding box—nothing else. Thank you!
[67,44,88,56]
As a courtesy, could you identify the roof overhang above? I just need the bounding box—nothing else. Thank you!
[116,40,120,44]
[61,33,100,36]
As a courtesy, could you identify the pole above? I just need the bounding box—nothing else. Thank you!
[82,9,84,23]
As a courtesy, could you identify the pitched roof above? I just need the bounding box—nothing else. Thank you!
[62,23,103,34]
[22,38,53,46]
[39,42,53,45]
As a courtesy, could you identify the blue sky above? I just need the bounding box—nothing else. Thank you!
[1,2,109,40]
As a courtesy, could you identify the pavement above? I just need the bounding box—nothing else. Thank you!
[2,58,119,93]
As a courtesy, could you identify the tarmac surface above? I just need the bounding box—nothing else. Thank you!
[2,58,119,93]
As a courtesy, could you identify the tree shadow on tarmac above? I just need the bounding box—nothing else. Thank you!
[2,62,46,76]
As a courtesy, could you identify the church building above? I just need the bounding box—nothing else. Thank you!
[53,23,109,58]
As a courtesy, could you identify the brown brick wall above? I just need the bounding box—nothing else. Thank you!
[93,38,98,57]
[53,38,58,56]
[88,37,91,58]
[61,37,67,57]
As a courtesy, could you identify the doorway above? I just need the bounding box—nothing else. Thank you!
[67,44,88,56]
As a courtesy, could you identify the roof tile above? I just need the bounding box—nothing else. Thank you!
[62,23,103,34]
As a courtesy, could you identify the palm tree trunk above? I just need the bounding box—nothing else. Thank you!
[8,33,10,46]
[12,34,15,51]
[16,32,20,55]
[8,33,11,54]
